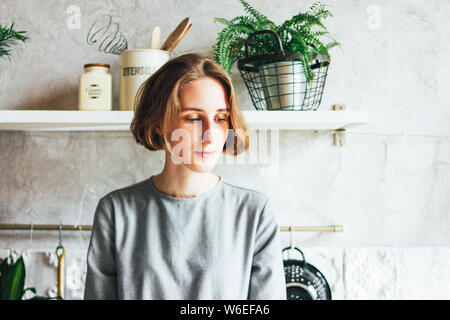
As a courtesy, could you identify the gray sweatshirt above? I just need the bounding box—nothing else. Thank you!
[84,175,287,300]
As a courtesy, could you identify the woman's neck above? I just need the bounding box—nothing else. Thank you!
[152,169,220,198]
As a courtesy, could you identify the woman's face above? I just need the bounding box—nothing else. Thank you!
[168,76,230,172]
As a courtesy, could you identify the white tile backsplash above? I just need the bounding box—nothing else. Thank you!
[3,247,448,300]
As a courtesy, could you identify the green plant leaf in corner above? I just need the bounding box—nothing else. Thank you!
[0,257,10,278]
[214,18,233,27]
[3,256,26,300]
[0,258,11,299]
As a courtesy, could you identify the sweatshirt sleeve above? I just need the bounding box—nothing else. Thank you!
[84,196,118,300]
[247,198,287,300]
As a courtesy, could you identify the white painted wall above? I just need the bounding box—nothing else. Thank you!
[0,0,448,299]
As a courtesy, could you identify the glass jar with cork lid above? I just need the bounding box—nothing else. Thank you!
[78,63,113,111]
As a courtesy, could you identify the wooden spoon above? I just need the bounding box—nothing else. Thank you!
[150,26,161,49]
[160,17,192,52]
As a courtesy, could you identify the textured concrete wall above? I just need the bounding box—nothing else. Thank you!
[0,0,449,299]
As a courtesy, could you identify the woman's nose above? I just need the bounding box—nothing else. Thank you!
[201,118,219,143]
[202,122,214,143]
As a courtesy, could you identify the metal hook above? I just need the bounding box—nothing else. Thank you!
[30,221,33,237]
[58,223,63,247]
[289,225,294,249]
[29,221,34,249]
[289,225,294,259]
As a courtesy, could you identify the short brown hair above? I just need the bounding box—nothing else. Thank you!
[130,53,249,156]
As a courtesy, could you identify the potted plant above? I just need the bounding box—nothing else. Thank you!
[0,23,29,61]
[0,256,60,300]
[213,0,340,110]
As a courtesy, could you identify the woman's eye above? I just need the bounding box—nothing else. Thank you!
[216,114,229,122]
[185,115,228,123]
[186,118,201,122]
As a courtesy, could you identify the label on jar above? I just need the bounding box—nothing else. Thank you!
[85,84,103,99]
[78,71,113,110]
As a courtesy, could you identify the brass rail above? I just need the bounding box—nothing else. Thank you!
[0,224,343,232]
[0,224,92,231]
[280,225,343,232]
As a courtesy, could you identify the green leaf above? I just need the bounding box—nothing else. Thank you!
[24,287,36,294]
[0,257,11,299]
[212,0,340,79]
[0,257,10,275]
[0,22,29,60]
[2,257,26,300]
[214,18,233,27]
[239,0,275,29]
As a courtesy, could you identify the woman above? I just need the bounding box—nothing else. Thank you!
[84,53,286,300]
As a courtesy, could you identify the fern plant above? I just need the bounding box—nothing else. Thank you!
[213,0,340,82]
[0,23,29,61]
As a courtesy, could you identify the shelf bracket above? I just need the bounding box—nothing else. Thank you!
[333,128,346,146]
[332,104,346,146]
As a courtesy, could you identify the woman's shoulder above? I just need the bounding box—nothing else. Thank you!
[98,177,152,206]
[220,179,276,227]
[222,179,267,196]
[221,178,270,207]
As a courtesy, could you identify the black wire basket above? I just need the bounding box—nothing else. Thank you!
[238,30,330,111]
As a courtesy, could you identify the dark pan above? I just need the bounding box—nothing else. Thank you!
[282,246,332,300]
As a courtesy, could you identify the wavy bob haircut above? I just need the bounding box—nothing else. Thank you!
[130,53,249,156]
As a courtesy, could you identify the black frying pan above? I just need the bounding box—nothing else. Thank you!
[282,246,332,300]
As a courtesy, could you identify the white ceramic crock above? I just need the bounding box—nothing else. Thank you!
[119,49,171,110]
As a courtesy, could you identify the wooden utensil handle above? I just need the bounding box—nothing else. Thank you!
[151,26,161,49]
[160,17,191,52]
[56,246,65,299]
[165,23,192,52]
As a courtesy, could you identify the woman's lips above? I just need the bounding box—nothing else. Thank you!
[195,151,216,158]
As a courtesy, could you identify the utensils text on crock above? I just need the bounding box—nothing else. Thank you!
[160,17,192,52]
[151,26,161,49]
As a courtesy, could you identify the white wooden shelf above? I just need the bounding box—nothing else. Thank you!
[244,110,369,130]
[0,110,369,131]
